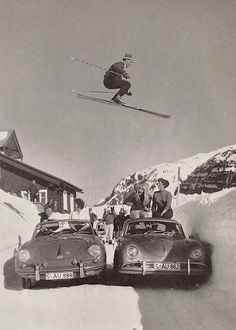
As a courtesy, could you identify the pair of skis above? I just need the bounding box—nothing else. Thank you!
[73,91,171,119]
[71,57,171,119]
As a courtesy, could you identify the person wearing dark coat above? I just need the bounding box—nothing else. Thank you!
[44,198,54,216]
[28,180,39,202]
[152,178,173,219]
[39,212,49,223]
[103,53,133,104]
[116,207,129,235]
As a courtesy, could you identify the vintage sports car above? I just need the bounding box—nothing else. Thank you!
[15,219,106,288]
[113,218,211,284]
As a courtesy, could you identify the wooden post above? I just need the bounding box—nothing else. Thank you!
[176,166,181,205]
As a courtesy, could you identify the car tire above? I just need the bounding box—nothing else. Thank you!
[118,274,130,286]
[113,253,119,273]
[181,278,200,290]
[96,271,105,284]
[22,277,32,289]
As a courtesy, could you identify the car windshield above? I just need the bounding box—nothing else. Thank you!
[34,220,93,238]
[125,220,184,238]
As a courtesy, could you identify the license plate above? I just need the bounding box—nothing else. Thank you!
[45,272,74,280]
[154,263,180,271]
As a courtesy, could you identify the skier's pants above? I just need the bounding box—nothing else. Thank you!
[103,78,131,97]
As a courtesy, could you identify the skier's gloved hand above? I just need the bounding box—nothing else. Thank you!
[123,72,130,79]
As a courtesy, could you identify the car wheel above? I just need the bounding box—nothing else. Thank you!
[96,271,105,284]
[22,278,32,289]
[118,274,130,286]
[181,278,200,290]
[88,272,105,284]
[113,253,119,273]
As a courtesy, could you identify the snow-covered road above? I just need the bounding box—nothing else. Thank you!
[1,189,236,330]
[2,246,236,330]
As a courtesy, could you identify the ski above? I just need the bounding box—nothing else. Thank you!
[74,92,171,119]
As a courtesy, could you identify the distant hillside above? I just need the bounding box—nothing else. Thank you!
[97,145,236,206]
[180,146,236,194]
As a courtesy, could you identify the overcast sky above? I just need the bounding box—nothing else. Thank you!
[0,0,236,204]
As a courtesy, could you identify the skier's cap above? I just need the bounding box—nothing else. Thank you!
[123,53,133,60]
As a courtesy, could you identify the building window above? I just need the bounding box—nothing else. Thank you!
[70,193,74,212]
[21,190,30,200]
[63,191,68,210]
[39,189,48,205]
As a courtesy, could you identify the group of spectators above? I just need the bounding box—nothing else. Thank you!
[36,176,173,243]
[125,178,173,220]
[88,177,173,244]
[88,206,129,245]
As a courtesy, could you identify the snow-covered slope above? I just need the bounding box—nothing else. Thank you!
[180,145,236,194]
[98,145,236,206]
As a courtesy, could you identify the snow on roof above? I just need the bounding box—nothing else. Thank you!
[0,129,23,160]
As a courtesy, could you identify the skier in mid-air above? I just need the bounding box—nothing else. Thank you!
[73,53,171,118]
[103,53,133,105]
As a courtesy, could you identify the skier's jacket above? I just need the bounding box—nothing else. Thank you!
[104,61,129,82]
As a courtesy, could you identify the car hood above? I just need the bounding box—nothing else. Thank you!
[35,236,91,260]
[125,235,177,258]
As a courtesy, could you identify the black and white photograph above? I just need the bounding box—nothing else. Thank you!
[0,1,236,329]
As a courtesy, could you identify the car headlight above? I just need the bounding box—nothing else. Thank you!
[190,247,204,260]
[18,249,30,262]
[126,246,139,260]
[88,245,101,258]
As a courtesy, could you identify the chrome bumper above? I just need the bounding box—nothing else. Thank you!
[119,259,208,276]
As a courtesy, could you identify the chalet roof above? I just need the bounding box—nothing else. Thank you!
[0,153,83,193]
[0,130,23,160]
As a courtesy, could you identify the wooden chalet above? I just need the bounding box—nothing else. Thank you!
[0,130,83,213]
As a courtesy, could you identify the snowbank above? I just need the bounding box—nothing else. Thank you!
[173,188,236,297]
[0,189,39,252]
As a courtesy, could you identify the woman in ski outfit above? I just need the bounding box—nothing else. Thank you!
[152,178,173,219]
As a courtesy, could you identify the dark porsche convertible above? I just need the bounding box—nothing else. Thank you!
[113,218,211,284]
[15,219,106,288]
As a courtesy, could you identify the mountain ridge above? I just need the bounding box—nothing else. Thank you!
[97,144,236,206]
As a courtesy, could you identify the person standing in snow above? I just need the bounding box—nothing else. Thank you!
[152,178,173,219]
[104,207,115,244]
[103,53,133,105]
[28,180,39,202]
[89,208,97,225]
[116,207,129,235]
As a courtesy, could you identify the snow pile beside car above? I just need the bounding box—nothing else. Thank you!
[174,188,236,296]
[0,189,39,252]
